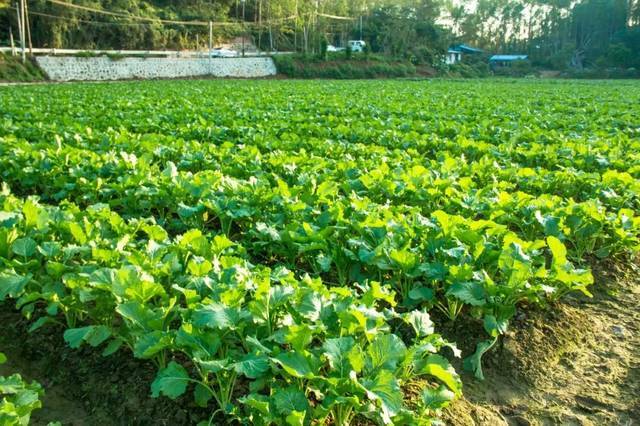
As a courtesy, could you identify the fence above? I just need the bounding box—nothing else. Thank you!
[0,47,292,58]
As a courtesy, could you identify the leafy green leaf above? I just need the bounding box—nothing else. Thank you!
[367,334,407,372]
[286,410,306,426]
[11,238,37,258]
[323,337,356,376]
[483,315,509,338]
[404,310,434,338]
[415,354,461,395]
[408,286,434,302]
[133,331,172,359]
[463,338,497,380]
[68,222,87,244]
[273,386,309,414]
[361,370,403,424]
[233,353,270,379]
[63,326,111,349]
[151,361,190,399]
[192,304,241,330]
[446,281,486,306]
[273,352,315,378]
[194,383,212,408]
[0,271,31,301]
[547,236,567,265]
[421,385,455,410]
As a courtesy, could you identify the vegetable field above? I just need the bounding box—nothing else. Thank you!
[1,80,639,425]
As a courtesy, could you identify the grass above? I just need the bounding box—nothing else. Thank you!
[0,53,46,82]
[272,53,424,79]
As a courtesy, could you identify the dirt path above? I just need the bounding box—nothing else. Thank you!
[444,262,640,425]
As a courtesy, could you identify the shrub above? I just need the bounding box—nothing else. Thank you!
[271,54,417,79]
[319,38,328,61]
[75,51,99,58]
[106,52,126,61]
[0,53,46,82]
[272,55,296,77]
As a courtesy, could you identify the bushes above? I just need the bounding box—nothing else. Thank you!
[492,60,535,77]
[272,54,416,79]
[272,55,296,76]
[74,51,100,58]
[445,62,490,78]
[106,52,127,61]
[562,67,640,79]
[319,38,328,61]
[0,53,45,82]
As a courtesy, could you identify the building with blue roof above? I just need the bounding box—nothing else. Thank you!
[489,54,529,69]
[446,44,483,65]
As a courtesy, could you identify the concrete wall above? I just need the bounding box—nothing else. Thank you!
[35,56,277,81]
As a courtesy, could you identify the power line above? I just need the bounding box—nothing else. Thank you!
[46,0,213,26]
[45,0,352,27]
[28,9,154,26]
[45,0,303,28]
[317,13,356,21]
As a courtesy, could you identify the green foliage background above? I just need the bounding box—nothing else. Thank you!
[0,1,638,70]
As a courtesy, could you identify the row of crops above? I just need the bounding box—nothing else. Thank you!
[1,80,639,425]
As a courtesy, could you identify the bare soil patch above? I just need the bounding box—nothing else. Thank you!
[444,261,640,425]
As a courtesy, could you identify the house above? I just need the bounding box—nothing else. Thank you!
[489,54,528,68]
[446,49,462,65]
[446,44,483,65]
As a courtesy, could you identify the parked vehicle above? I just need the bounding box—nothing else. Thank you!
[209,48,238,58]
[327,44,345,52]
[348,40,366,52]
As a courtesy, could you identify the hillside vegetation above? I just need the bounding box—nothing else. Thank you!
[0,53,45,81]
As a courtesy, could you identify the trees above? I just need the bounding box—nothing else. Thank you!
[0,0,637,70]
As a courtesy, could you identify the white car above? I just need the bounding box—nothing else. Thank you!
[348,40,366,52]
[327,44,345,52]
[210,48,238,58]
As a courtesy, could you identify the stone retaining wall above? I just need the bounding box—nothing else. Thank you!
[35,56,277,81]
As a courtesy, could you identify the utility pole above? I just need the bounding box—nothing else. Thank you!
[258,0,262,53]
[9,26,16,56]
[314,0,318,54]
[20,0,27,60]
[208,20,212,52]
[16,1,25,63]
[24,0,32,54]
[267,0,273,51]
[241,0,245,57]
[359,16,363,40]
[208,21,212,75]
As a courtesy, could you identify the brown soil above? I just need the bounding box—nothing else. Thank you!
[443,261,640,425]
[0,355,89,425]
[0,308,207,425]
[1,262,637,425]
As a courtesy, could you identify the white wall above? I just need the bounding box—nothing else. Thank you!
[35,56,277,81]
[445,52,461,65]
